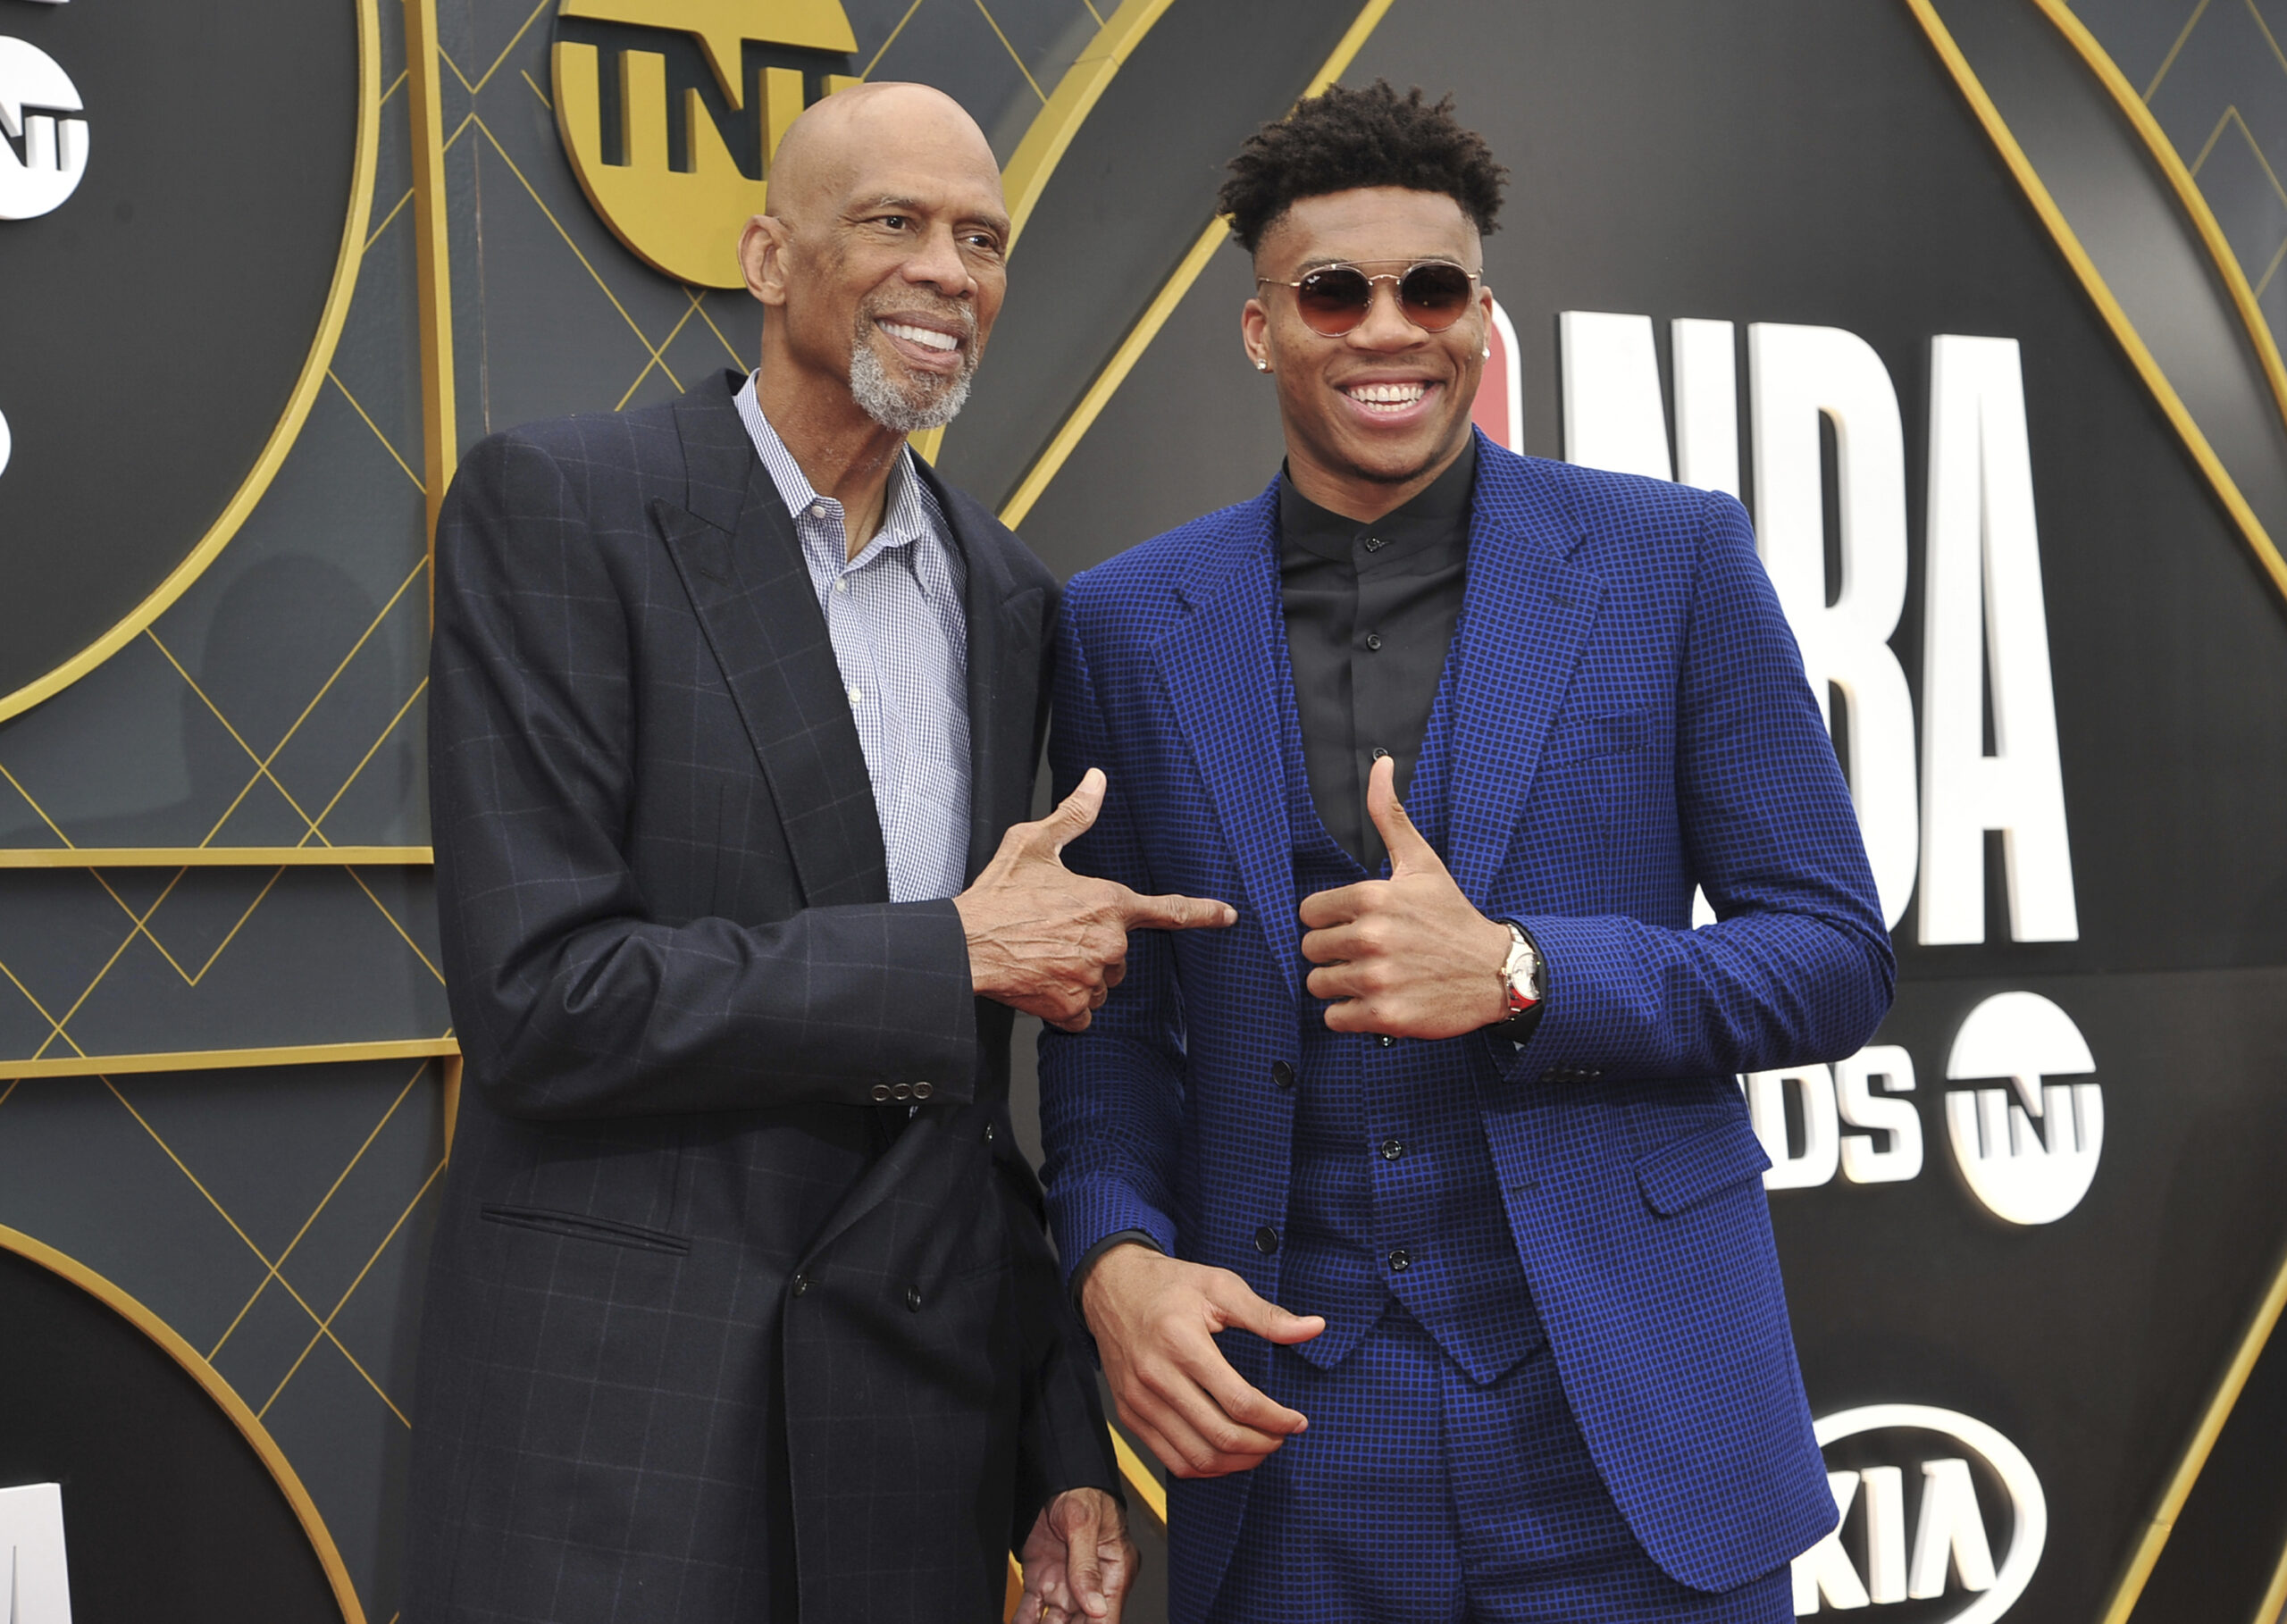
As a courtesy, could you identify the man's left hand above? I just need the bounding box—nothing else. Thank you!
[1299,754,1512,1038]
[1014,1487,1135,1623]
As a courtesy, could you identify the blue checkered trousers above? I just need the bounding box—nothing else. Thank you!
[1037,435,1896,1621]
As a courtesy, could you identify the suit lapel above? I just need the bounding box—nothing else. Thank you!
[1445,447,1606,905]
[1154,490,1303,1005]
[654,377,891,908]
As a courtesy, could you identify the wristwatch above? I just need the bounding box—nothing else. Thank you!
[1498,923,1541,1025]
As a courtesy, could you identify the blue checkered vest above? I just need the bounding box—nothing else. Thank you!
[1275,658,1546,1386]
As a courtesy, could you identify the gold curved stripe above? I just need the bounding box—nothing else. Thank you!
[910,0,1182,467]
[0,1221,366,1624]
[2102,1243,2287,1624]
[2029,0,2287,603]
[1902,0,2287,604]
[3,1037,459,1082]
[999,0,1182,252]
[1903,4,2287,1615]
[0,0,387,724]
[0,846,433,868]
[996,0,1397,530]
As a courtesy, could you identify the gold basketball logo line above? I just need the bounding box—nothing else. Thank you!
[554,0,859,288]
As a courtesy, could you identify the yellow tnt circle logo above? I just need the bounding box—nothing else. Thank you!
[552,0,859,288]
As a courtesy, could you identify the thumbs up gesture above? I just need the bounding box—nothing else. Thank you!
[957,768,1237,1032]
[1297,755,1515,1038]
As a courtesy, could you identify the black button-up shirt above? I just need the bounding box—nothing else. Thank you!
[1278,440,1476,872]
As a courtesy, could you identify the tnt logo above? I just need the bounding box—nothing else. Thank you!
[0,35,87,221]
[1943,992,2101,1226]
[1796,1407,2042,1621]
[552,0,861,287]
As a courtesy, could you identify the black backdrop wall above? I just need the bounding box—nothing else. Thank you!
[0,4,2283,1622]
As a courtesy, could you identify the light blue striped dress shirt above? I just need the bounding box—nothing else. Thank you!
[734,373,972,904]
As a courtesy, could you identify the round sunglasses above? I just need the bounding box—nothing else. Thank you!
[1255,260,1482,336]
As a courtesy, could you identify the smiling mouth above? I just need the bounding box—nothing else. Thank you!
[879,320,959,354]
[1343,380,1433,414]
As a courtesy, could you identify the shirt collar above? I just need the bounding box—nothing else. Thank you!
[1278,436,1478,565]
[733,370,933,554]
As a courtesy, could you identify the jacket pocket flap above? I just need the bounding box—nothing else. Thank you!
[482,1204,691,1255]
[1635,1117,1770,1216]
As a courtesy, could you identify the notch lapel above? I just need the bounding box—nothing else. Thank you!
[1153,491,1303,1004]
[1445,452,1606,906]
[653,381,891,908]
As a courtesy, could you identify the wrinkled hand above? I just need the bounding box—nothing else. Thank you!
[1299,754,1512,1038]
[1014,1487,1135,1624]
[956,768,1236,1032]
[1080,1243,1323,1479]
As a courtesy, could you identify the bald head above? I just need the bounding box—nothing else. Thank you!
[739,81,1011,443]
[765,82,1001,228]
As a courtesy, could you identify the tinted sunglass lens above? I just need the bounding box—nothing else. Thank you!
[1296,268,1373,334]
[1400,264,1474,329]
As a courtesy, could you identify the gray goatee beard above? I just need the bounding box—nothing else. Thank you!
[850,312,977,434]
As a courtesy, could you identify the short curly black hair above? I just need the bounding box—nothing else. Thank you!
[1218,80,1506,255]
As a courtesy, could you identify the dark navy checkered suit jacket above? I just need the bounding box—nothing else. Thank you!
[406,372,1118,1624]
[1038,436,1893,1612]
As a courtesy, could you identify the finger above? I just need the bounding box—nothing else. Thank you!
[1118,890,1238,932]
[1012,1589,1043,1624]
[1063,1496,1107,1616]
[1299,920,1378,967]
[1208,1276,1328,1352]
[1103,957,1127,991]
[1128,1370,1288,1473]
[1037,768,1107,851]
[1305,961,1378,1004]
[1365,754,1444,875]
[1297,881,1375,931]
[1048,1005,1093,1034]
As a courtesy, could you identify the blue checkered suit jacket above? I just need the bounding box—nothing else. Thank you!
[1038,436,1893,1607]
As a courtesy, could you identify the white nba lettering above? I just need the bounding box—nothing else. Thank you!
[1747,1066,1839,1190]
[1672,317,1739,496]
[1910,1459,1998,1598]
[0,1482,71,1624]
[1558,311,1671,480]
[1835,1045,1922,1185]
[1919,334,2077,944]
[1793,1471,1872,1613]
[1944,992,2101,1225]
[1747,322,1919,931]
[1858,1466,1909,1605]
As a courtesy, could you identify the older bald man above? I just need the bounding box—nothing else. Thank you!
[406,84,1213,1624]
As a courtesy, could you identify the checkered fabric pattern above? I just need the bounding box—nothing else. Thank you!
[407,371,1117,1624]
[1037,434,1892,1616]
[733,373,973,905]
[1213,1310,1792,1623]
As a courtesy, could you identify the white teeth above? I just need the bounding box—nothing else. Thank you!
[1345,381,1428,410]
[882,321,959,352]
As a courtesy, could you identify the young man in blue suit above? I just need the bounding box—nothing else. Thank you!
[1037,84,1895,1621]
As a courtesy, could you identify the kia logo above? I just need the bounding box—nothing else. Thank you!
[1796,1405,2044,1620]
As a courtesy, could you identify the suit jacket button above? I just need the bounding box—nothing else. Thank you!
[1271,1060,1295,1091]
[905,1285,923,1312]
[870,1084,892,1102]
[1538,1069,1557,1084]
[984,1122,995,1143]
[913,1081,933,1100]
[1378,1034,1395,1049]
[1387,1248,1412,1271]
[791,1273,808,1298]
[1254,1226,1280,1254]
[892,1082,912,1101]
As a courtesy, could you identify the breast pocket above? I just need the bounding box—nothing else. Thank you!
[1526,707,1653,890]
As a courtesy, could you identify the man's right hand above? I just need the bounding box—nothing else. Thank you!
[1079,1243,1324,1478]
[955,768,1234,1032]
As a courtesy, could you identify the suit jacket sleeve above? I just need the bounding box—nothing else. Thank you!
[1035,612,1190,1276]
[1495,489,1895,1084]
[429,429,979,1120]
